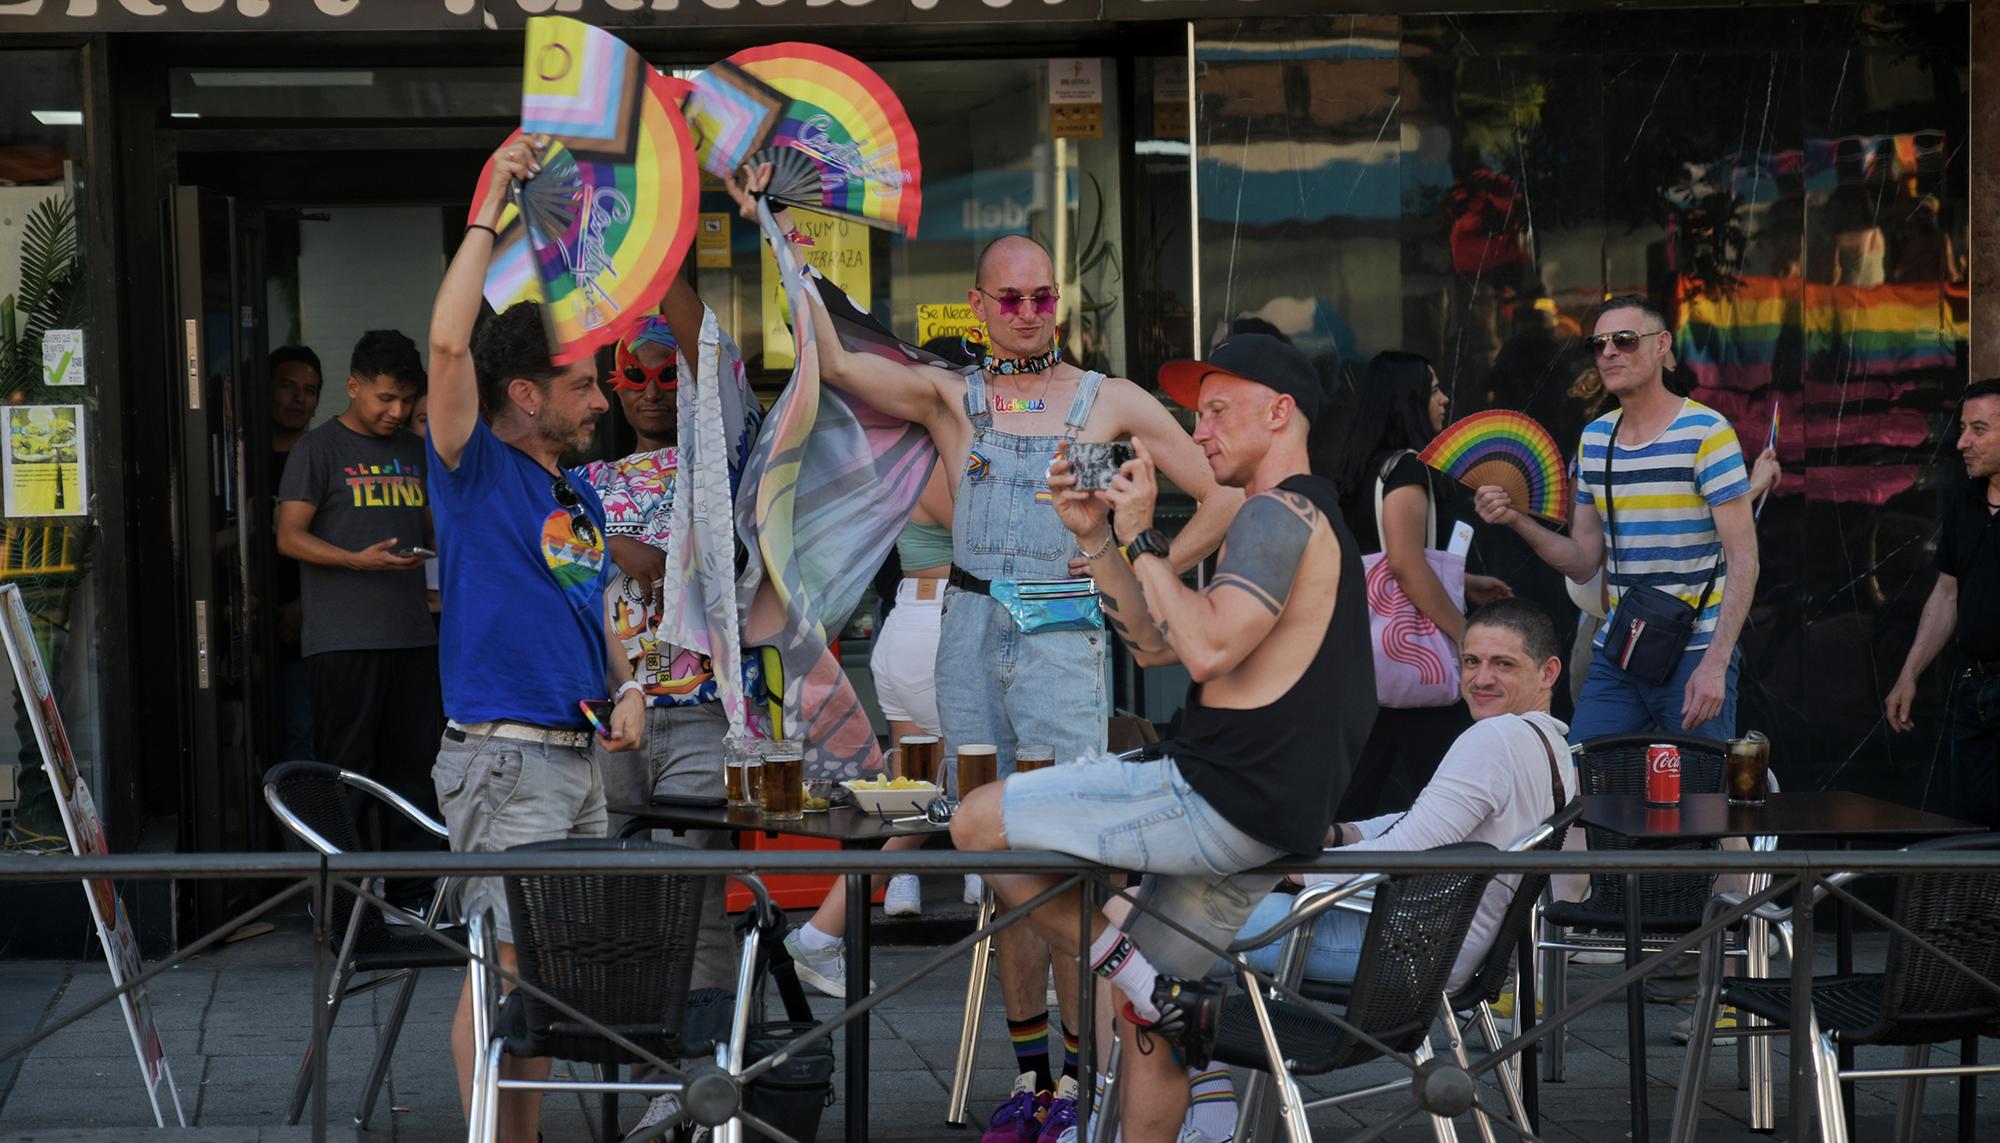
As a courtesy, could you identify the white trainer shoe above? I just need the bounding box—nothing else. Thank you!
[784,928,849,999]
[884,874,922,917]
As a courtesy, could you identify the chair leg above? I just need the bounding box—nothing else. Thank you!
[1473,1002,1531,1136]
[1745,914,1775,1132]
[1890,1044,1930,1143]
[1960,1035,1979,1143]
[474,1039,505,1143]
[946,890,996,1126]
[1541,918,1568,1083]
[353,968,420,1128]
[286,959,356,1125]
[1666,941,1725,1143]
[1810,1022,1848,1143]
[1242,979,1312,1143]
[1412,1039,1459,1143]
[1439,998,1495,1143]
[1090,1037,1122,1143]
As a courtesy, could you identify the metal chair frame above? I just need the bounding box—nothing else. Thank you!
[262,761,455,1130]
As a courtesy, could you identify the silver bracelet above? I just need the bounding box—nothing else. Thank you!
[1078,529,1116,560]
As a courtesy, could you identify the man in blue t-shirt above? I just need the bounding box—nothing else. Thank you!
[424,136,646,1143]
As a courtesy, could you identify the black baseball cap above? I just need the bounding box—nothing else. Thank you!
[1158,333,1321,424]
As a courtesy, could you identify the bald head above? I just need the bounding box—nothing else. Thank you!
[975,235,1054,289]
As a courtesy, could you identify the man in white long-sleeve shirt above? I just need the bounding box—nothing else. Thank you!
[1236,597,1576,994]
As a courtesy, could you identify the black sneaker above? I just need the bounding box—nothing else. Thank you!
[1123,976,1227,1069]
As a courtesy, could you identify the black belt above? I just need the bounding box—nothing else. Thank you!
[947,565,992,596]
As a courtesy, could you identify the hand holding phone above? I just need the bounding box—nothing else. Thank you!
[393,545,437,560]
[1067,441,1136,491]
[579,699,616,738]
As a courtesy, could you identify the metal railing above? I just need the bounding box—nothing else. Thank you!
[4,846,2000,1143]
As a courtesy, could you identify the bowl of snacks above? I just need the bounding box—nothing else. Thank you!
[803,778,834,813]
[842,775,944,817]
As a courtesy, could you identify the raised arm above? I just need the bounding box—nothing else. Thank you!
[1117,383,1245,573]
[658,275,706,387]
[1477,487,1605,583]
[722,164,955,435]
[428,139,538,469]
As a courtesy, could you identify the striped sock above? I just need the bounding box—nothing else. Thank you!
[1007,1013,1053,1092]
[1060,1023,1080,1079]
[1185,1066,1236,1142]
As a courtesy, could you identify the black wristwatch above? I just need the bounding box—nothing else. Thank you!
[1125,528,1171,563]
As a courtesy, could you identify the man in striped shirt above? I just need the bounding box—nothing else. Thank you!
[1475,294,1758,742]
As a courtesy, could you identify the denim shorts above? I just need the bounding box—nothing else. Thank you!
[433,729,608,943]
[934,588,1106,782]
[1001,753,1284,977]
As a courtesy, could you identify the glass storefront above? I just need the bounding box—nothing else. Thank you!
[0,49,107,842]
[1194,7,1970,797]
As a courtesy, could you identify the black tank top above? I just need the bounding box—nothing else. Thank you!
[1166,474,1379,854]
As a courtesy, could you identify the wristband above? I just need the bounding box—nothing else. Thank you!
[466,223,499,238]
[1078,529,1116,560]
[616,680,645,702]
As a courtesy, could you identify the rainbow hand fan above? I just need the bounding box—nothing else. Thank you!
[465,17,699,365]
[1419,410,1572,524]
[685,43,922,235]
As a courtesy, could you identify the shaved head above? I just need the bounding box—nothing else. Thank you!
[975,234,1053,288]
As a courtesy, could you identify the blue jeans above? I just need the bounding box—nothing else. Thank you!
[1234,892,1369,983]
[934,589,1107,782]
[1568,644,1741,745]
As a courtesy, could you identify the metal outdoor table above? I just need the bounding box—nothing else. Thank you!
[1576,791,1981,1142]
[610,799,947,1143]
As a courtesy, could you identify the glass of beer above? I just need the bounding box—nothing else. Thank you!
[759,740,805,821]
[889,735,942,785]
[724,737,764,808]
[955,743,999,798]
[1015,744,1056,773]
[1726,733,1770,807]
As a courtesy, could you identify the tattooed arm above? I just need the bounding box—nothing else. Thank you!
[1078,531,1175,665]
[1126,490,1319,683]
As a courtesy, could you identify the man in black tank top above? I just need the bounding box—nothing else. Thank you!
[951,334,1376,1143]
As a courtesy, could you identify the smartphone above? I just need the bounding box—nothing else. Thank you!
[1068,441,1136,491]
[394,545,437,559]
[579,699,616,738]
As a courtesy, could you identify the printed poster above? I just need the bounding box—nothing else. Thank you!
[916,303,982,350]
[3,405,87,518]
[0,585,183,1125]
[761,208,871,371]
[42,329,84,387]
[697,212,732,270]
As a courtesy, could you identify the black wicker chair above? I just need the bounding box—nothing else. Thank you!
[1234,806,1582,1143]
[468,837,777,1143]
[1670,833,2000,1143]
[262,759,462,1130]
[1210,843,1497,1142]
[1537,732,1752,1082]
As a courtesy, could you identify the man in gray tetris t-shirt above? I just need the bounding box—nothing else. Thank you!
[276,329,441,904]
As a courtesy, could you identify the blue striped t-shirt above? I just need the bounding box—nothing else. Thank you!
[1575,400,1750,651]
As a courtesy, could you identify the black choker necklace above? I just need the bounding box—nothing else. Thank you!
[982,344,1062,377]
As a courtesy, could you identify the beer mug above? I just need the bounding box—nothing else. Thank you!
[724,736,764,808]
[1015,744,1056,773]
[955,743,999,799]
[758,739,806,821]
[885,734,942,785]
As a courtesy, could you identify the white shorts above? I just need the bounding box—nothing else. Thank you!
[869,578,943,734]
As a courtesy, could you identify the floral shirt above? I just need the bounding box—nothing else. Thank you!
[582,448,764,707]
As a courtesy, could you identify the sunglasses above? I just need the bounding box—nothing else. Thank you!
[1586,329,1666,356]
[608,362,678,393]
[977,286,1060,317]
[549,475,600,546]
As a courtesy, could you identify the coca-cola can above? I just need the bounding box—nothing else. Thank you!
[1645,744,1682,808]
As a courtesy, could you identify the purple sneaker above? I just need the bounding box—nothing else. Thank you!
[981,1071,1051,1143]
[1036,1075,1079,1142]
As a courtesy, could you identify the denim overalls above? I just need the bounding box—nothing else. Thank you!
[935,368,1110,779]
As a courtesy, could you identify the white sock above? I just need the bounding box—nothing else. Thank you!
[1089,927,1160,1022]
[797,921,840,954]
[1185,1066,1236,1141]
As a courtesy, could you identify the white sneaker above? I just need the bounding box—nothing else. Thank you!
[964,874,985,904]
[1568,948,1626,965]
[884,874,922,917]
[628,1092,689,1140]
[784,928,849,999]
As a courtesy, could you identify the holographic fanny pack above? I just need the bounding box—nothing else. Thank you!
[988,576,1103,634]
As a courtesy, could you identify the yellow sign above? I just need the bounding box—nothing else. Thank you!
[696,212,731,269]
[761,209,872,370]
[916,303,982,350]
